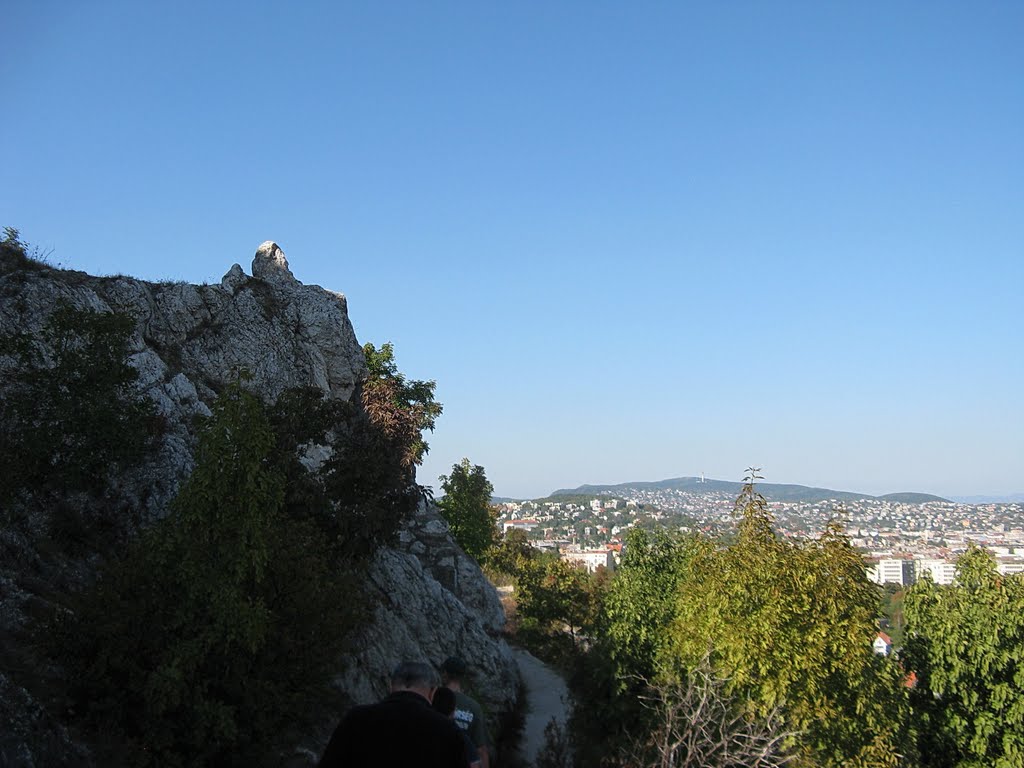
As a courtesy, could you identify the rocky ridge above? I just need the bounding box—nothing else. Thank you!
[0,242,517,766]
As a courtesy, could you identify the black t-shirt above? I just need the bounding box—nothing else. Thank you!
[318,690,470,768]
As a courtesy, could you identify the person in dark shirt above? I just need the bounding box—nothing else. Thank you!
[317,661,469,768]
[441,656,491,768]
[432,685,483,768]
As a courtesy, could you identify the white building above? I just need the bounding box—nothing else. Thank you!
[997,559,1024,576]
[867,558,914,586]
[561,548,615,573]
[502,519,539,534]
[873,632,893,656]
[915,558,957,585]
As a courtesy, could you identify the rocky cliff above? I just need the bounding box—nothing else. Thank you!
[0,240,518,767]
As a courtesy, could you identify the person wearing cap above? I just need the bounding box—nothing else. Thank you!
[317,661,469,768]
[441,656,491,768]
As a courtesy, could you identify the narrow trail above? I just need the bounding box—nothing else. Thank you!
[512,647,571,767]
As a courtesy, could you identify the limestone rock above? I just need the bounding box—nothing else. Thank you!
[220,262,246,293]
[252,240,295,283]
[0,242,517,767]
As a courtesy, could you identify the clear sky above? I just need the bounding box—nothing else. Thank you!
[3,2,1022,500]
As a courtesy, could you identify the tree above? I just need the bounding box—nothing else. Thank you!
[55,382,363,766]
[584,474,908,768]
[0,302,156,508]
[516,557,600,649]
[485,527,537,582]
[361,341,441,468]
[903,544,1024,768]
[603,527,703,682]
[437,458,497,560]
[665,478,908,767]
[319,342,444,558]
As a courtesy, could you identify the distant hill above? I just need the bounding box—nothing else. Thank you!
[950,493,1024,504]
[877,492,950,504]
[547,476,951,504]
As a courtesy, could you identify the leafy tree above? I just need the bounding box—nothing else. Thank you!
[903,544,1024,768]
[516,557,601,649]
[0,302,157,546]
[603,527,702,682]
[55,382,363,766]
[437,458,498,560]
[318,343,444,558]
[878,582,907,647]
[487,528,538,578]
[664,479,908,767]
[0,302,155,504]
[577,474,908,768]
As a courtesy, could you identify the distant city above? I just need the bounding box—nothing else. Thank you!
[494,477,1024,585]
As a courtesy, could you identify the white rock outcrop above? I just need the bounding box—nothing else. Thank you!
[0,242,518,767]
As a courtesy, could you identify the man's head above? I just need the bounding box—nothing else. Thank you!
[390,661,441,701]
[440,656,468,689]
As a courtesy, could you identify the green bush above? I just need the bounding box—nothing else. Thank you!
[50,342,442,765]
[53,383,366,766]
[0,301,156,540]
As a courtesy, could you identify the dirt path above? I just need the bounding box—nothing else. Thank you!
[512,647,570,767]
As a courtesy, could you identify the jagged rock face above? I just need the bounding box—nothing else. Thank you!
[104,240,363,406]
[1,242,367,521]
[0,243,518,766]
[333,542,516,713]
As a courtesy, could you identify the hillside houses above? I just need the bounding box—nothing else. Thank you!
[495,492,1024,587]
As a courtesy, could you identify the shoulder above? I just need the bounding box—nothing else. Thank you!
[455,691,484,714]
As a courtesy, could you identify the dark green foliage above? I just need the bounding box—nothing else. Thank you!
[567,530,702,767]
[322,405,424,558]
[903,545,1024,768]
[47,339,443,765]
[438,458,498,560]
[0,301,156,536]
[515,557,603,650]
[266,386,350,549]
[304,341,445,558]
[534,718,573,768]
[54,383,365,767]
[878,582,906,646]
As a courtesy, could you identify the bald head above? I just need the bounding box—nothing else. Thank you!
[389,661,440,700]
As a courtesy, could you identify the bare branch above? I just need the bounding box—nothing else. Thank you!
[623,656,801,768]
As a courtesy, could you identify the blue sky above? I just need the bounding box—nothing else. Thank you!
[3,2,1022,499]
